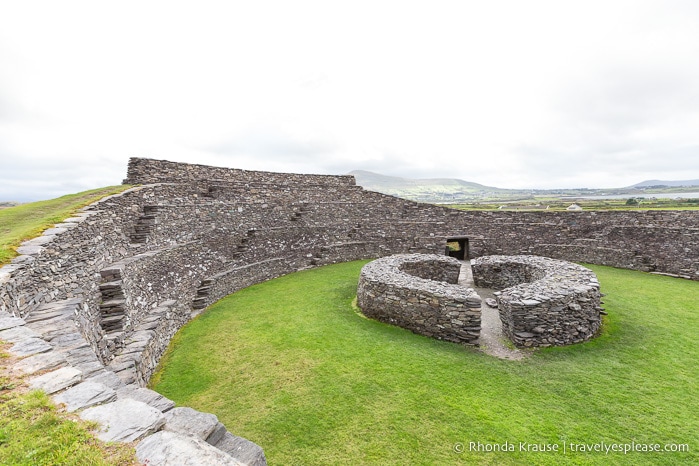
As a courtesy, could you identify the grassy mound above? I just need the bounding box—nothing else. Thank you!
[0,186,131,266]
[151,261,698,465]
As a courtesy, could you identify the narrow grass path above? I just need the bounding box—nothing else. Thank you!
[0,185,131,265]
[152,261,699,465]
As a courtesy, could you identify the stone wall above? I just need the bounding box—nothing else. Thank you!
[471,255,602,347]
[357,254,482,345]
[1,157,697,463]
[123,157,356,187]
[447,210,699,280]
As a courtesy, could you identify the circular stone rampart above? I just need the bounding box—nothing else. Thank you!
[357,254,482,345]
[471,255,602,347]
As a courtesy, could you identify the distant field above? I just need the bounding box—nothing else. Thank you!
[446,197,699,211]
[0,186,131,266]
[151,261,699,465]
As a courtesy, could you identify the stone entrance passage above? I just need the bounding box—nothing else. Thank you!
[457,261,526,360]
[446,237,469,260]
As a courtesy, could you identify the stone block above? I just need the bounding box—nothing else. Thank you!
[80,398,165,442]
[117,385,176,412]
[9,337,53,357]
[136,431,244,465]
[163,407,221,440]
[29,366,82,394]
[53,381,117,412]
[13,350,67,375]
[214,432,268,466]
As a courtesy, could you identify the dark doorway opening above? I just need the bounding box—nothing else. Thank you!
[445,237,469,260]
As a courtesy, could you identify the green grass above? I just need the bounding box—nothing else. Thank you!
[151,261,699,465]
[0,346,136,465]
[0,186,132,265]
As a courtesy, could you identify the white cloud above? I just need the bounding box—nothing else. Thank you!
[1,0,699,200]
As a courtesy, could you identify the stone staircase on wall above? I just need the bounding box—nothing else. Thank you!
[97,266,128,352]
[131,205,161,244]
[192,278,213,311]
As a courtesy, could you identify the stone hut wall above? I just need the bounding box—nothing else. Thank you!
[357,254,482,345]
[471,255,602,347]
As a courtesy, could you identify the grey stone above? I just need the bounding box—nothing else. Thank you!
[53,381,117,412]
[214,432,267,466]
[0,316,25,331]
[0,325,40,343]
[484,298,498,308]
[117,386,175,412]
[29,366,82,394]
[85,370,126,390]
[9,337,53,356]
[163,407,221,441]
[13,350,67,374]
[136,431,244,465]
[80,398,165,442]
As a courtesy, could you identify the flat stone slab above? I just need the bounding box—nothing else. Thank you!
[29,366,82,394]
[80,398,165,442]
[214,432,267,466]
[9,337,53,356]
[0,316,25,331]
[15,244,44,255]
[162,407,222,441]
[13,351,67,375]
[49,332,88,350]
[136,431,244,466]
[85,370,126,390]
[54,382,117,412]
[117,386,176,412]
[0,325,41,343]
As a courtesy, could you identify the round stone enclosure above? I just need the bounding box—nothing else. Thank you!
[357,254,482,345]
[471,255,603,347]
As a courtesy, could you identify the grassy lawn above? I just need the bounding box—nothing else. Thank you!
[151,261,699,465]
[0,186,131,266]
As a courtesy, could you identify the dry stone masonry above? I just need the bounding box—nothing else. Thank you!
[472,255,603,347]
[1,157,697,463]
[357,254,482,345]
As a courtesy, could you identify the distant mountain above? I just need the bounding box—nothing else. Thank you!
[347,170,699,204]
[348,170,501,191]
[0,201,20,209]
[631,179,699,188]
[347,170,508,202]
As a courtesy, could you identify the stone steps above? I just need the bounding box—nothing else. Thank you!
[97,268,127,346]
[130,206,161,244]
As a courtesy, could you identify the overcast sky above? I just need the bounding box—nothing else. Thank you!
[2,0,699,201]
